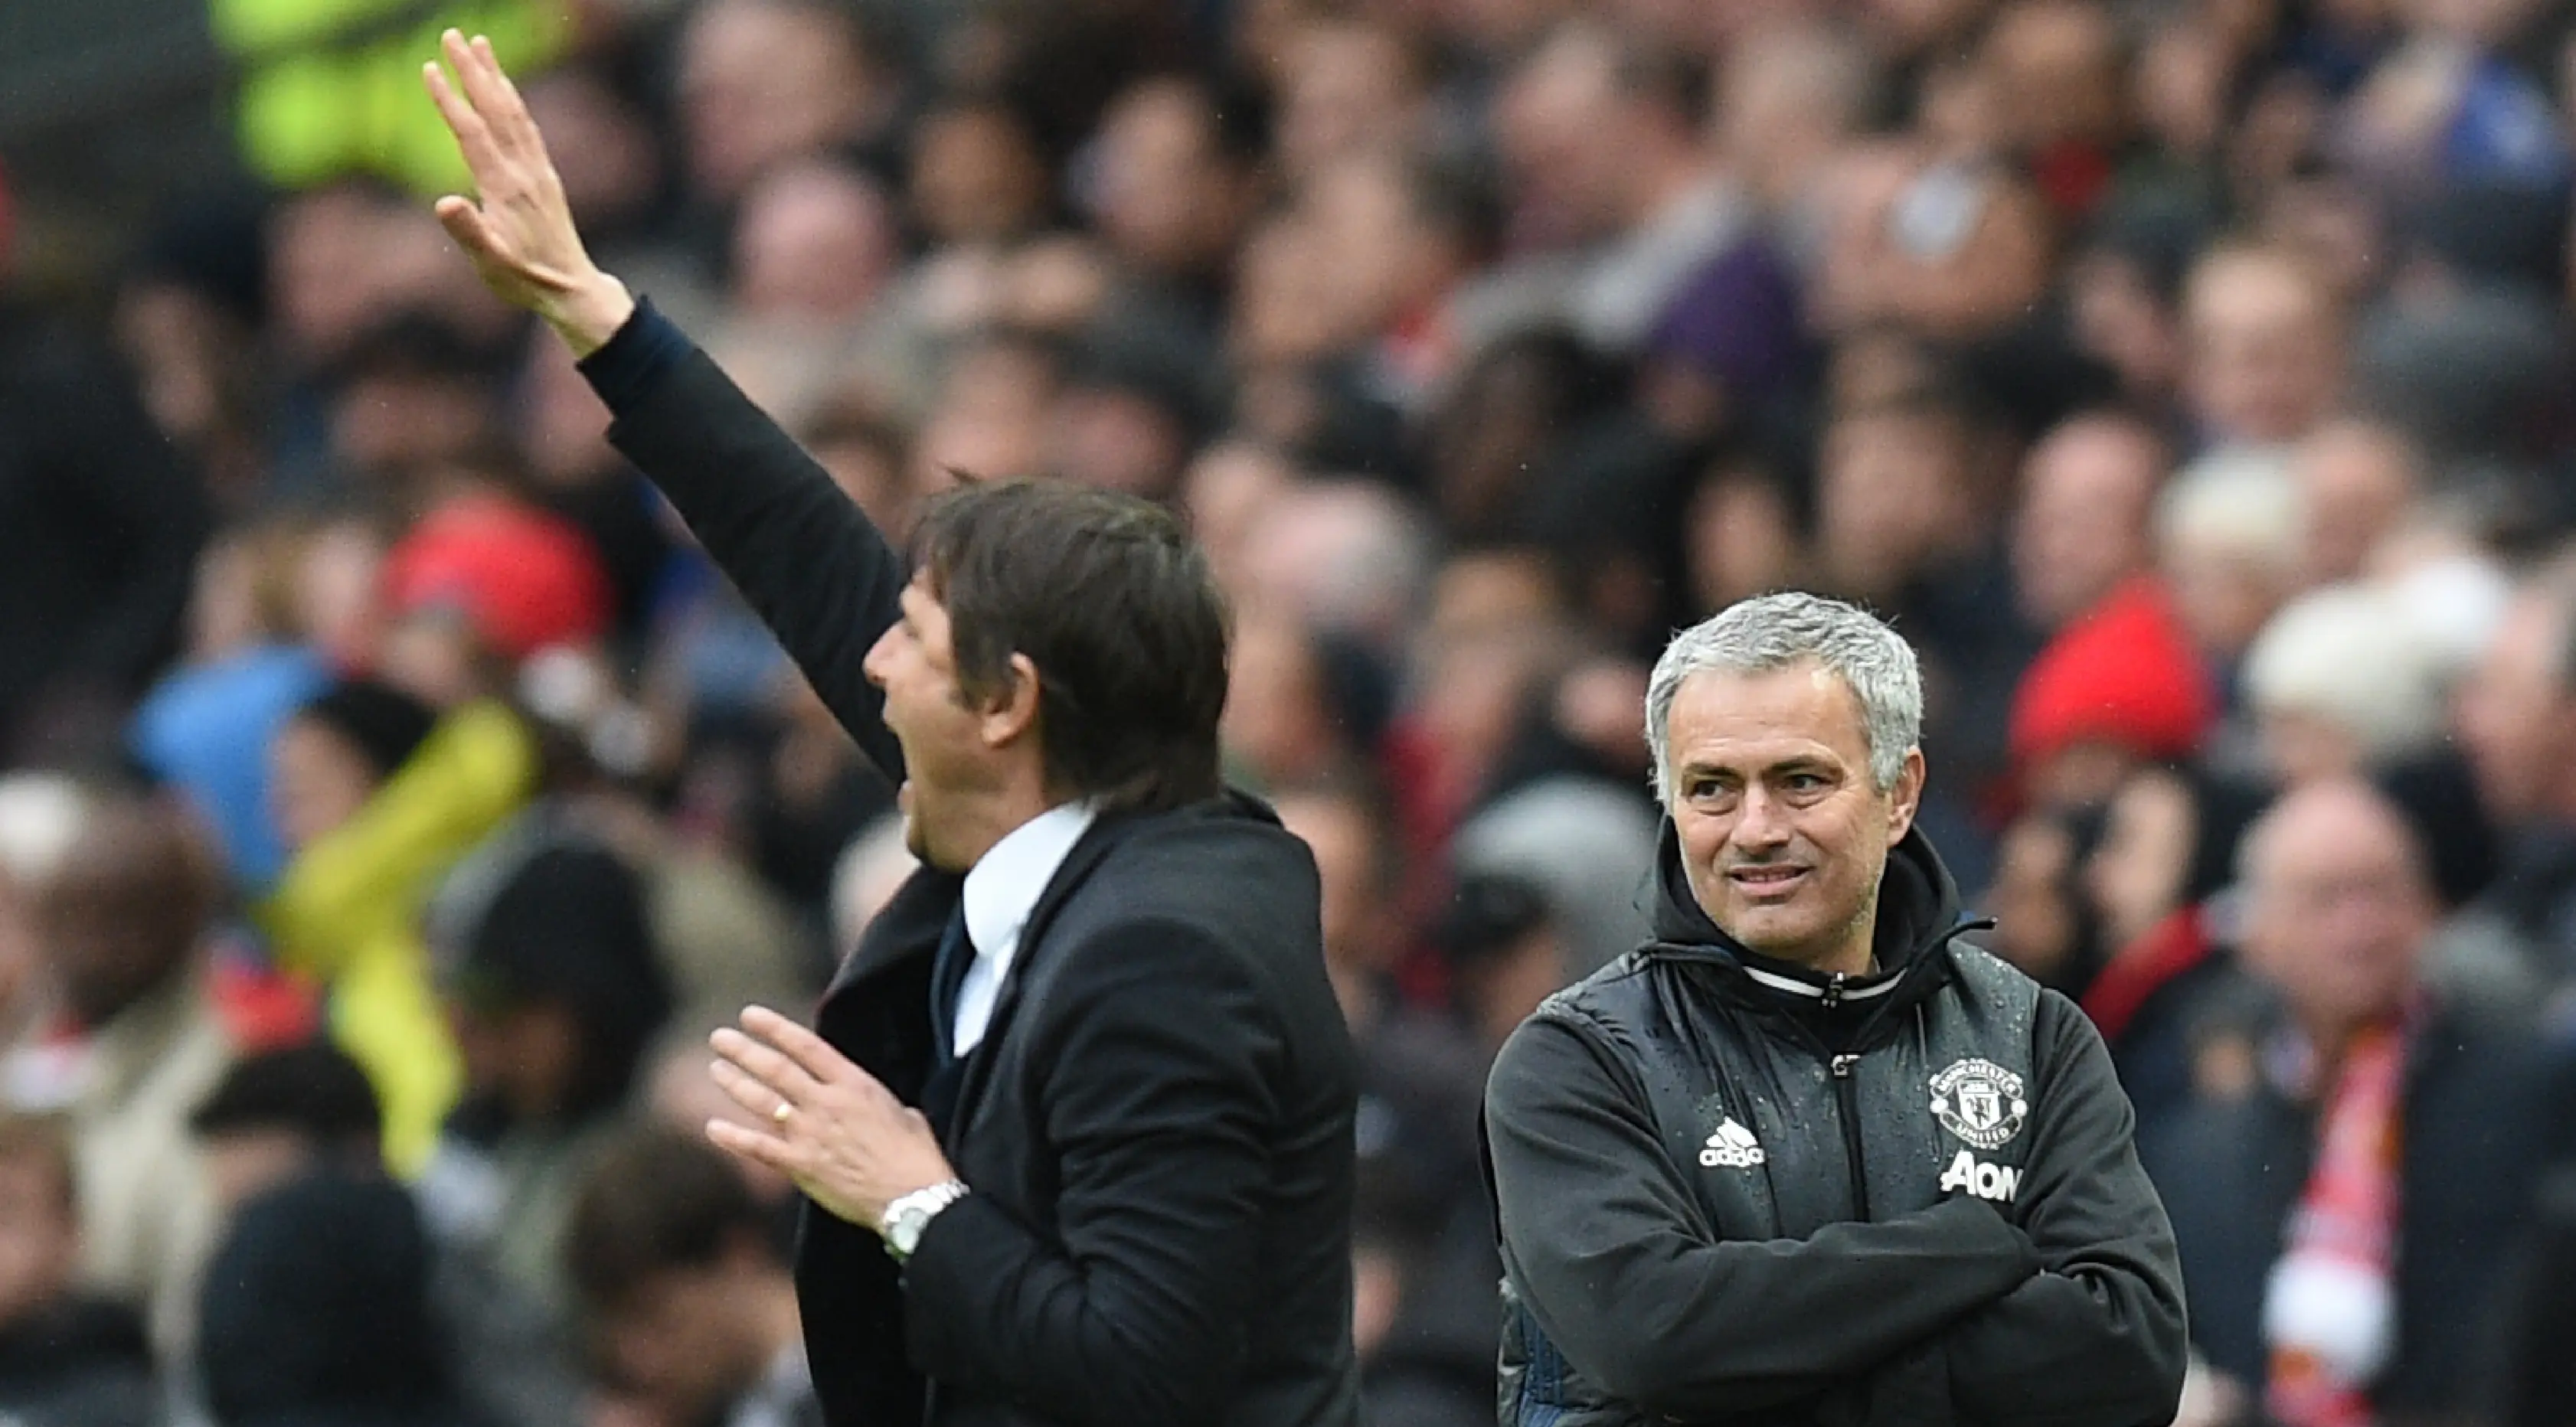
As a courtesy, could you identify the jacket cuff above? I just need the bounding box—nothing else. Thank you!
[574,296,691,416]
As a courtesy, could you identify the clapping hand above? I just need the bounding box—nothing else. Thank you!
[420,28,634,354]
[707,1005,959,1236]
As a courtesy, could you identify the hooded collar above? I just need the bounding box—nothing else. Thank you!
[1642,818,1984,1007]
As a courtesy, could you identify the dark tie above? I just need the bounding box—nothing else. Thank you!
[928,904,975,1067]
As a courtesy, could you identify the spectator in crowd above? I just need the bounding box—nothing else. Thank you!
[418,831,673,1327]
[196,1168,477,1427]
[2453,567,2576,1031]
[2012,411,2171,635]
[0,293,209,769]
[258,679,536,1174]
[565,1127,816,1427]
[192,1041,581,1427]
[33,795,233,1357]
[128,522,333,896]
[2077,766,2268,1139]
[2179,243,2346,451]
[0,1113,157,1427]
[2290,418,2424,587]
[2146,779,2574,1427]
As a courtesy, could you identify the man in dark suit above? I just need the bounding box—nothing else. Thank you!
[423,32,1363,1427]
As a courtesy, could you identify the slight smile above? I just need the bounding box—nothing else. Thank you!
[1727,865,1809,899]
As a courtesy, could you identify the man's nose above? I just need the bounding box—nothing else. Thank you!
[861,627,895,687]
[1731,786,1791,851]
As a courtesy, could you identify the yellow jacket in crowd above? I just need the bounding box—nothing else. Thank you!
[259,700,535,1173]
[211,0,567,192]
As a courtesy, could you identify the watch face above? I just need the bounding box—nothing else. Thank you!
[892,1208,926,1253]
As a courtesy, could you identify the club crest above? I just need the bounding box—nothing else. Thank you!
[1929,1058,2028,1150]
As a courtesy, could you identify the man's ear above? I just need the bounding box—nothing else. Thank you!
[1885,746,1927,847]
[979,653,1043,751]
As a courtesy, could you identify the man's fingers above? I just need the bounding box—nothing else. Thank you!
[708,1053,798,1122]
[449,30,539,165]
[422,57,505,179]
[472,33,549,160]
[706,1118,797,1174]
[711,1024,825,1102]
[431,196,505,263]
[740,1005,863,1089]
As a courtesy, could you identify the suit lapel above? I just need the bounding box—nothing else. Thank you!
[815,865,962,1103]
[828,865,961,998]
[949,811,1137,1124]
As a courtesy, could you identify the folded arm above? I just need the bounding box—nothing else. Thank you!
[1485,1014,2041,1420]
[1935,991,2191,1425]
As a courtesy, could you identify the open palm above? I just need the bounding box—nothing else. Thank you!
[422,29,633,354]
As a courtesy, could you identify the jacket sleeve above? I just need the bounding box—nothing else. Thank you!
[1486,1011,2042,1419]
[1934,991,2189,1425]
[260,700,536,976]
[896,918,1288,1427]
[578,300,907,782]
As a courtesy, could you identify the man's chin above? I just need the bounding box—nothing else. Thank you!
[904,814,974,875]
[1720,908,1826,965]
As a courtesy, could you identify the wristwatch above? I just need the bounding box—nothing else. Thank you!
[881,1179,970,1262]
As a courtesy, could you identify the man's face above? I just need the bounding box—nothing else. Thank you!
[1094,82,1239,278]
[2012,420,2160,629]
[2293,423,2415,585]
[1818,411,1972,595]
[597,1261,763,1424]
[2457,593,2576,827]
[2185,258,2339,446]
[270,717,382,854]
[446,994,581,1123]
[1666,664,1923,968]
[0,1161,75,1334]
[678,0,870,202]
[862,576,1006,872]
[1274,793,1391,984]
[2241,787,2431,1040]
[37,822,201,1028]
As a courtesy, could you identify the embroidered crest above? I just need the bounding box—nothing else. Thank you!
[1929,1058,2028,1151]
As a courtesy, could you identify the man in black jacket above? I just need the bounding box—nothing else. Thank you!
[423,33,1361,1427]
[1485,590,2186,1426]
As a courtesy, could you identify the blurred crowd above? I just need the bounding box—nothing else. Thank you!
[2,0,2576,1422]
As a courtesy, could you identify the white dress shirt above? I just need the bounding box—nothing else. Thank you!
[953,801,1098,1056]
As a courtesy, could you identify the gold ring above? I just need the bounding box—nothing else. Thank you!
[773,1101,793,1125]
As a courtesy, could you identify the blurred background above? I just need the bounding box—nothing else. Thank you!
[3,0,2576,1422]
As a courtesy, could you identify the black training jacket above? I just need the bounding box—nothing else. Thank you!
[1484,826,2186,1427]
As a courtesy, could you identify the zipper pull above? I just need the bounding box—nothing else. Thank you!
[1822,972,1846,1008]
[1829,1053,1858,1079]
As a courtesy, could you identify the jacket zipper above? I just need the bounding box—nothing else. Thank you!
[1817,973,1873,1219]
[1829,1053,1870,1219]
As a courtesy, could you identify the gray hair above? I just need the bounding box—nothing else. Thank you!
[1646,592,1923,807]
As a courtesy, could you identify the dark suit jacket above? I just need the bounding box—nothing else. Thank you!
[580,302,1365,1427]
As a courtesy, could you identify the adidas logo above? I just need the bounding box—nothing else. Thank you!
[1698,1117,1766,1168]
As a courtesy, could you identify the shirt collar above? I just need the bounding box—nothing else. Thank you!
[962,801,1099,958]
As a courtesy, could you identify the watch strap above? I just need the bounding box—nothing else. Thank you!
[882,1178,970,1261]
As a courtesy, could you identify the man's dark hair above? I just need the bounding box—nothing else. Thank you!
[912,478,1230,814]
[565,1125,770,1311]
[191,1041,384,1158]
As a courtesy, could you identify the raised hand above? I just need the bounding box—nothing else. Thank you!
[706,1005,959,1236]
[422,29,635,355]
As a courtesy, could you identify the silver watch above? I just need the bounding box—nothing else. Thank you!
[881,1179,970,1262]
